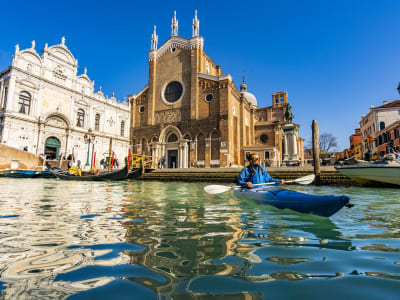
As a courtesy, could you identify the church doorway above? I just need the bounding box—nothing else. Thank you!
[168,150,178,168]
[44,137,61,160]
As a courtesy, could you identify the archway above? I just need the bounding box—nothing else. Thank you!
[210,131,220,167]
[197,133,206,167]
[45,137,61,160]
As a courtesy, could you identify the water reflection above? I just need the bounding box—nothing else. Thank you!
[0,179,399,299]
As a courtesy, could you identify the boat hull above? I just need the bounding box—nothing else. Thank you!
[126,168,142,180]
[0,170,39,178]
[336,164,400,187]
[234,187,350,217]
[51,166,129,181]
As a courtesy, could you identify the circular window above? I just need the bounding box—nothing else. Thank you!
[205,94,214,102]
[171,48,176,53]
[139,105,145,113]
[163,81,183,104]
[260,134,268,143]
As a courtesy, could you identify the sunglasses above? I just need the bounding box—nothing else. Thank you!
[253,157,260,161]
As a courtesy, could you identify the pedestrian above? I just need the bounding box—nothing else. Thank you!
[161,157,166,169]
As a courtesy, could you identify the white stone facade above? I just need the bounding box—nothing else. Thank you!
[0,37,130,168]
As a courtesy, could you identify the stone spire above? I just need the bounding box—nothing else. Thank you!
[151,25,158,50]
[15,44,20,54]
[61,36,65,46]
[171,11,178,36]
[192,10,200,37]
[31,40,36,50]
[240,74,247,92]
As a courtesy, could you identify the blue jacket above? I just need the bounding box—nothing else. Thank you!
[237,165,280,187]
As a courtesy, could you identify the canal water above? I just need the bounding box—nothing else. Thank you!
[0,179,399,299]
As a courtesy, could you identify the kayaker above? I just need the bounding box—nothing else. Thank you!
[237,153,285,188]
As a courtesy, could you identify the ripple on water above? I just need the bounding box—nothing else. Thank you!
[54,264,166,283]
[66,279,158,300]
[68,242,146,260]
[0,180,399,299]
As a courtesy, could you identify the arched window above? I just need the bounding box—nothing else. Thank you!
[167,133,178,143]
[380,121,385,130]
[211,132,220,160]
[95,114,100,131]
[197,133,205,161]
[18,91,31,114]
[141,138,148,155]
[76,109,85,127]
[120,120,125,137]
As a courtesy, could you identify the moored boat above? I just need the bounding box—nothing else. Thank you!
[336,163,400,187]
[234,187,351,217]
[126,168,142,180]
[0,169,39,178]
[50,165,129,181]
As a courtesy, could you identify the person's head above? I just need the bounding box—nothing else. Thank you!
[247,153,260,166]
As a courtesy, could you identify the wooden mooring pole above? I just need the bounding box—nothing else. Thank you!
[312,120,321,185]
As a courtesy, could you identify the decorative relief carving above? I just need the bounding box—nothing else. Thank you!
[155,109,190,124]
[107,117,115,127]
[46,117,67,128]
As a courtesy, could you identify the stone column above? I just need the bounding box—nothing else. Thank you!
[292,134,297,156]
[184,142,188,168]
[178,145,183,168]
[7,74,16,112]
[70,96,75,126]
[205,137,210,167]
[284,134,288,156]
[36,83,43,117]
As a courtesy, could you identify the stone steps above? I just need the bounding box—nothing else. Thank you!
[138,169,356,185]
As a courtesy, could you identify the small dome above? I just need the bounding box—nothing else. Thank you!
[242,91,257,106]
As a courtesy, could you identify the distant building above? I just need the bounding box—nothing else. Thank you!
[304,148,334,165]
[129,11,304,168]
[334,148,351,161]
[349,128,362,159]
[0,37,130,166]
[374,120,400,156]
[359,100,400,159]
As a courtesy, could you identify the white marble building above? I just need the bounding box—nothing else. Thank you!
[0,37,130,168]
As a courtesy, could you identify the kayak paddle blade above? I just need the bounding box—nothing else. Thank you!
[294,174,315,185]
[204,185,232,194]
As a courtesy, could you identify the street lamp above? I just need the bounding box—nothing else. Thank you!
[397,82,400,95]
[84,128,95,167]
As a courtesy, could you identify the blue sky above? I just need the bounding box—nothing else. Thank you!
[1,0,400,150]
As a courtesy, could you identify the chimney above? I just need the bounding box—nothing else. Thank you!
[383,101,388,105]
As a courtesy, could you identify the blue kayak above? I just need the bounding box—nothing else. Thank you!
[234,187,351,217]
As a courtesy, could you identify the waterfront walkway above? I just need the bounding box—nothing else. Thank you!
[139,166,355,185]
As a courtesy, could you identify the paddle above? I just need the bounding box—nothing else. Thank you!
[204,174,316,195]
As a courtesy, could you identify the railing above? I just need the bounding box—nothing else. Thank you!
[210,159,220,166]
[130,154,158,170]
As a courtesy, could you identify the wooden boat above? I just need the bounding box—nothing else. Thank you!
[50,165,129,181]
[126,168,142,180]
[0,169,39,178]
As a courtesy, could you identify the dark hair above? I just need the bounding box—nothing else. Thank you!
[246,152,257,161]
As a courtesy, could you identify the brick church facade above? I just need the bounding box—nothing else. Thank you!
[129,11,304,168]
